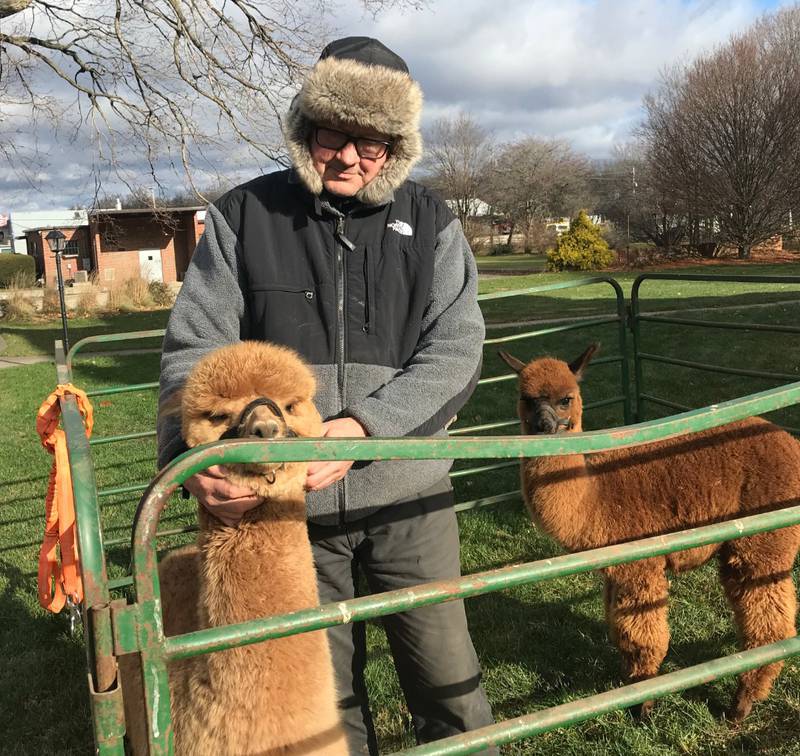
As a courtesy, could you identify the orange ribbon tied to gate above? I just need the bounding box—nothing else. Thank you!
[36,383,94,613]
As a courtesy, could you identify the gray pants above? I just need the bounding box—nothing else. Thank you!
[308,485,496,755]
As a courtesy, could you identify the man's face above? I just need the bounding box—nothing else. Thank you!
[310,123,391,197]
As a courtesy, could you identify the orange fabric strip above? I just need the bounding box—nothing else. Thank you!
[36,384,94,613]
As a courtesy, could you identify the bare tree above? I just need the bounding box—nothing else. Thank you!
[1,0,421,201]
[593,143,686,250]
[486,137,590,252]
[641,5,800,258]
[421,113,494,229]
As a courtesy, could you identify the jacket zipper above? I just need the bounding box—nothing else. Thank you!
[363,246,371,334]
[334,215,349,525]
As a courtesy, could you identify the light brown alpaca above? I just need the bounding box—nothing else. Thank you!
[499,344,800,721]
[124,341,347,755]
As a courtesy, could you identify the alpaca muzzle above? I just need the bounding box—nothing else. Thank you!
[219,397,298,441]
[525,399,572,435]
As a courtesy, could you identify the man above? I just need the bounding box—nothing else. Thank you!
[157,36,494,754]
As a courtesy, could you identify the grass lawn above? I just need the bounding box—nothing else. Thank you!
[2,264,800,754]
[0,309,170,357]
[475,253,548,273]
[479,262,800,324]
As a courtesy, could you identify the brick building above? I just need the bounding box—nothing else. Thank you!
[24,207,205,287]
[89,207,204,285]
[25,226,93,286]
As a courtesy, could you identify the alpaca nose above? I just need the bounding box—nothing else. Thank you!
[533,403,560,434]
[247,419,280,439]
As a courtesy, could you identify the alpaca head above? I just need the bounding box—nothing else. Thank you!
[179,341,322,489]
[498,344,599,434]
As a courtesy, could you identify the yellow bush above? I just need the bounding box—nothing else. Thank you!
[547,211,615,271]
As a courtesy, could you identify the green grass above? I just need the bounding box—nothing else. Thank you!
[0,309,170,357]
[479,262,800,324]
[2,265,800,754]
[475,254,548,273]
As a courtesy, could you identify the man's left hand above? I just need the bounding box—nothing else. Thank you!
[305,416,368,491]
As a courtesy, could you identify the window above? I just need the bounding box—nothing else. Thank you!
[64,239,82,257]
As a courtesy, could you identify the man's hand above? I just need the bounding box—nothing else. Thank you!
[305,417,368,492]
[183,465,264,527]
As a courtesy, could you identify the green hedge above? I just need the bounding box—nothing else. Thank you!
[0,254,36,288]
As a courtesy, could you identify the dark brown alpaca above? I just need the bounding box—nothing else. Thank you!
[499,344,800,721]
[123,341,347,755]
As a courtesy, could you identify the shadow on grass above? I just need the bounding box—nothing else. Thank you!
[481,289,800,325]
[71,353,161,390]
[467,588,616,706]
[0,557,93,750]
[0,310,169,358]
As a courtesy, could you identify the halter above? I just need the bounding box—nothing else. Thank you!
[219,397,297,441]
[522,396,574,433]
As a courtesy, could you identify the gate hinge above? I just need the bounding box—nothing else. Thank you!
[110,599,140,656]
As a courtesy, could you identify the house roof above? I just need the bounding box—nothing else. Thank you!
[20,225,88,236]
[89,206,204,216]
[8,210,89,255]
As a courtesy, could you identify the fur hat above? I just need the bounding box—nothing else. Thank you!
[283,37,423,205]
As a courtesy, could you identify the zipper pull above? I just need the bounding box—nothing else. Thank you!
[335,216,356,252]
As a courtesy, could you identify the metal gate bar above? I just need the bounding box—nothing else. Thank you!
[630,273,800,421]
[56,273,800,754]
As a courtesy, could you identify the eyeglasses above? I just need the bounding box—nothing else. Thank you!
[314,126,393,160]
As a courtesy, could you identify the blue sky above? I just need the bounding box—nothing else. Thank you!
[2,0,793,211]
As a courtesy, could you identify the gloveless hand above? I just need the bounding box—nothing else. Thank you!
[183,465,264,527]
[305,417,368,492]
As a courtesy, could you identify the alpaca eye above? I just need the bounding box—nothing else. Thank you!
[559,397,572,408]
[206,412,230,423]
[285,403,295,414]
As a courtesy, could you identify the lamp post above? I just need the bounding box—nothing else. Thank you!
[45,229,70,353]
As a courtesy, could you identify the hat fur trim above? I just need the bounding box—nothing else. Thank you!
[283,57,423,205]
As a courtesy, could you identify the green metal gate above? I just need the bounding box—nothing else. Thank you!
[53,274,800,754]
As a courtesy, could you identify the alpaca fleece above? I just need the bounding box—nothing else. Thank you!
[502,345,800,722]
[123,341,347,755]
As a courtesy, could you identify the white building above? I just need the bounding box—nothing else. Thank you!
[8,209,88,255]
[445,198,492,218]
[0,213,11,253]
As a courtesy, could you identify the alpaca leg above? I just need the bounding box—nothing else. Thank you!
[605,561,670,718]
[720,535,799,722]
[603,577,618,644]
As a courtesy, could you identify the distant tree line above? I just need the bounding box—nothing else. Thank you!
[600,5,800,258]
[423,4,800,260]
[420,114,592,253]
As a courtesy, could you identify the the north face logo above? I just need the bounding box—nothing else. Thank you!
[387,220,413,236]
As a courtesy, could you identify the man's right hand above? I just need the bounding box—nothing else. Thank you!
[183,465,264,527]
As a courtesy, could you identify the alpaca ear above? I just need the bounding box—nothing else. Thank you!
[498,350,526,374]
[158,388,184,420]
[568,343,600,380]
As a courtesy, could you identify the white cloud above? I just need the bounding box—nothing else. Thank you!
[338,0,773,150]
[5,0,788,209]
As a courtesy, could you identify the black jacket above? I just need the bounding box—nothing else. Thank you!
[157,170,485,525]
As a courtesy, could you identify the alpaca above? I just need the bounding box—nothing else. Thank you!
[123,341,348,755]
[499,344,800,721]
